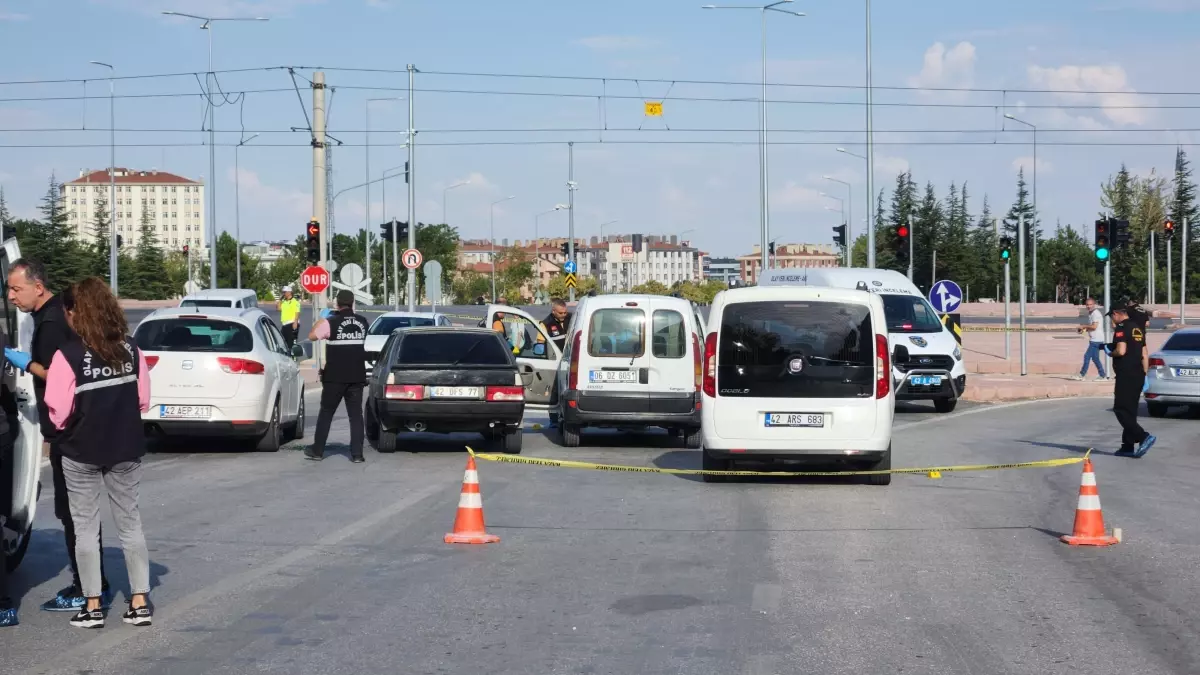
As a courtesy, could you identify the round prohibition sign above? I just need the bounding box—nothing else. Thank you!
[402,248,423,270]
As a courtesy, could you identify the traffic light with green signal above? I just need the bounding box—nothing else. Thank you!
[999,236,1012,262]
[1094,219,1110,262]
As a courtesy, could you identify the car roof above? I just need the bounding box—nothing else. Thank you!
[1173,326,1200,335]
[576,294,694,309]
[143,306,265,325]
[714,285,880,307]
[373,311,442,319]
[759,267,920,296]
[401,326,490,335]
[180,289,258,300]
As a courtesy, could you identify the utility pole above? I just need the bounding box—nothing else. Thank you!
[312,71,327,368]
[906,214,914,281]
[567,141,577,302]
[1018,212,1027,376]
[1004,256,1011,360]
[865,0,876,269]
[931,249,936,288]
[1168,229,1173,310]
[1183,217,1189,325]
[406,64,417,312]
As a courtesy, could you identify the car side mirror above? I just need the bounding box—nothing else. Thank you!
[291,344,306,358]
[533,343,546,356]
[892,344,909,365]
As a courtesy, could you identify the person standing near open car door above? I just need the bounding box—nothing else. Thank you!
[0,333,17,628]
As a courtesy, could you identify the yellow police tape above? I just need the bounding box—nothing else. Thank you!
[465,447,1089,478]
[962,325,1079,333]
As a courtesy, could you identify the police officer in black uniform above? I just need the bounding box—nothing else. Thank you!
[305,290,369,463]
[1106,302,1156,457]
[542,298,571,352]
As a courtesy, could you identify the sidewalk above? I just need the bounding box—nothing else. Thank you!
[962,373,1112,402]
[961,331,1169,375]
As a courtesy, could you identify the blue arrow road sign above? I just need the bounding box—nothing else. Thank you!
[563,260,577,274]
[929,279,963,314]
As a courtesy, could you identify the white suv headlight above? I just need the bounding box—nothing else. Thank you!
[953,345,962,361]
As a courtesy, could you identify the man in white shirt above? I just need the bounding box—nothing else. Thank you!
[1074,297,1108,380]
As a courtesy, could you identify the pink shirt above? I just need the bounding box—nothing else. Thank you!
[312,319,331,340]
[45,348,152,431]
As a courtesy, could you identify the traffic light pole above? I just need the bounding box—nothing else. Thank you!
[1183,217,1189,325]
[1168,230,1173,310]
[567,141,577,303]
[1104,258,1112,375]
[1018,213,1027,376]
[1004,259,1011,360]
[907,214,914,281]
[312,71,327,371]
[406,64,417,313]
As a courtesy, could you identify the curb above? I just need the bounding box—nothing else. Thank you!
[962,383,1113,402]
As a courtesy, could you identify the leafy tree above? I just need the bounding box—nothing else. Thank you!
[1168,148,1199,298]
[164,250,191,297]
[1039,225,1101,304]
[968,195,1003,300]
[266,242,307,298]
[630,279,669,295]
[493,246,535,301]
[199,232,267,295]
[0,186,11,229]
[414,222,460,302]
[88,196,113,283]
[452,269,491,304]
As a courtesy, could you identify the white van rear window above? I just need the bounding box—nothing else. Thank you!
[588,308,645,358]
[652,310,686,359]
[719,301,875,398]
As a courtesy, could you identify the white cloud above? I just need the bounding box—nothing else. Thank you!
[97,0,324,17]
[0,11,29,20]
[1026,64,1151,127]
[1011,156,1052,174]
[909,41,976,89]
[770,181,826,213]
[573,35,658,51]
[227,167,310,221]
[874,155,910,176]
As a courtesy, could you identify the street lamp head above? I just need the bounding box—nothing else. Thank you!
[1004,113,1016,120]
[241,133,260,145]
[836,147,848,153]
[554,204,568,210]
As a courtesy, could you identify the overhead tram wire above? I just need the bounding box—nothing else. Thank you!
[8,139,1200,149]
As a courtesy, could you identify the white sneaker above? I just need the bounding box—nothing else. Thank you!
[1071,374,1085,381]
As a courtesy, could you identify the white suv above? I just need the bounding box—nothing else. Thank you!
[701,285,895,484]
[134,307,305,451]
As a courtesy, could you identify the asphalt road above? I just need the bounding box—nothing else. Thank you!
[6,395,1200,674]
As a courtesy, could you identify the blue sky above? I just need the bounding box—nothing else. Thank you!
[1,0,1198,257]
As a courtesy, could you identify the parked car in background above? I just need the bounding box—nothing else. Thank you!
[1145,326,1200,417]
[135,307,305,451]
[364,311,453,373]
[179,288,260,310]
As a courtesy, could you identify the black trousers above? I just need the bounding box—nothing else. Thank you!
[51,447,108,591]
[311,382,365,459]
[280,324,298,351]
[1113,371,1148,448]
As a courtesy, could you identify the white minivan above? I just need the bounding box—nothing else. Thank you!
[1,236,46,571]
[554,294,707,448]
[180,288,260,310]
[760,268,966,413]
[701,285,895,484]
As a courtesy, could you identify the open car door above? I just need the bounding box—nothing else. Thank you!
[484,304,562,404]
[2,236,43,570]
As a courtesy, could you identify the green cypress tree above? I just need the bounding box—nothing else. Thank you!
[25,175,82,290]
[89,195,113,283]
[1168,148,1199,298]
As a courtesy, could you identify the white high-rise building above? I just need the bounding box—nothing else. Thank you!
[60,168,206,253]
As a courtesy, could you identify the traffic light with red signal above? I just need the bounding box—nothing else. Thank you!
[1165,219,1176,240]
[306,219,321,263]
[894,220,910,263]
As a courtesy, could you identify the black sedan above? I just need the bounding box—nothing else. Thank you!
[364,327,528,453]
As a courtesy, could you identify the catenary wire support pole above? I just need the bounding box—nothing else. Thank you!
[1019,212,1028,376]
[1006,113,1037,302]
[865,0,876,269]
[89,61,118,294]
[1183,217,1189,325]
[568,141,577,302]
[406,64,418,312]
[312,71,327,369]
[234,133,258,289]
[1004,257,1011,360]
[1168,228,1173,310]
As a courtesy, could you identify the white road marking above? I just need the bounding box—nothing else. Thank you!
[893,396,1110,433]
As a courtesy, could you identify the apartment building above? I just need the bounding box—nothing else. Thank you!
[61,168,206,252]
[737,243,841,285]
[704,257,741,286]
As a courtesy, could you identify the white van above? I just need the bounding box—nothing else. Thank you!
[180,288,259,310]
[1,237,46,571]
[553,294,707,447]
[701,285,895,484]
[760,268,966,413]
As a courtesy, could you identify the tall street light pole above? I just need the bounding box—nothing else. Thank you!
[836,147,873,267]
[162,11,268,289]
[1005,113,1038,302]
[535,205,568,290]
[490,195,516,301]
[824,175,852,266]
[703,1,804,272]
[233,133,258,289]
[864,0,876,271]
[366,97,403,300]
[443,180,469,225]
[88,61,118,294]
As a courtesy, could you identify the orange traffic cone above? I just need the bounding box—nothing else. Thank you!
[444,455,500,545]
[1061,458,1118,547]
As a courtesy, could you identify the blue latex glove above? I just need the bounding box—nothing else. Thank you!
[1103,345,1113,356]
[4,347,32,371]
[1143,379,1150,393]
[319,308,334,320]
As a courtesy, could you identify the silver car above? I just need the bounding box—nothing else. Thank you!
[1145,327,1200,417]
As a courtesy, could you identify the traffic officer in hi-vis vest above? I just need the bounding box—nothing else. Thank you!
[305,290,369,463]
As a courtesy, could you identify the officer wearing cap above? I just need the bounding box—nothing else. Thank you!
[276,285,301,351]
[305,290,369,462]
[1105,302,1156,457]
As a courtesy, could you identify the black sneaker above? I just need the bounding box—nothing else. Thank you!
[304,450,324,461]
[69,607,105,629]
[122,603,153,627]
[350,456,365,464]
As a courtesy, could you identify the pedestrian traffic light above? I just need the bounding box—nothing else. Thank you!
[894,221,910,262]
[999,236,1012,262]
[1094,219,1110,261]
[1113,218,1132,250]
[306,219,321,263]
[1165,219,1176,240]
[768,241,776,256]
[832,224,846,248]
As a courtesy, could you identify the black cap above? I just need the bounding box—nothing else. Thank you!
[335,289,354,308]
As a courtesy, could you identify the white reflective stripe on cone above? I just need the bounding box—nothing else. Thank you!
[1081,472,1097,487]
[1076,494,1102,511]
[463,470,479,484]
[458,492,483,509]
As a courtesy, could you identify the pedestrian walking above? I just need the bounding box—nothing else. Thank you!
[1106,302,1156,457]
[45,278,153,628]
[542,298,571,352]
[277,285,301,351]
[0,331,19,628]
[1075,297,1108,380]
[306,290,368,463]
[4,258,112,612]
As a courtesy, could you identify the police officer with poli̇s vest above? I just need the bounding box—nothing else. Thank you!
[1104,301,1156,458]
[305,290,370,463]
